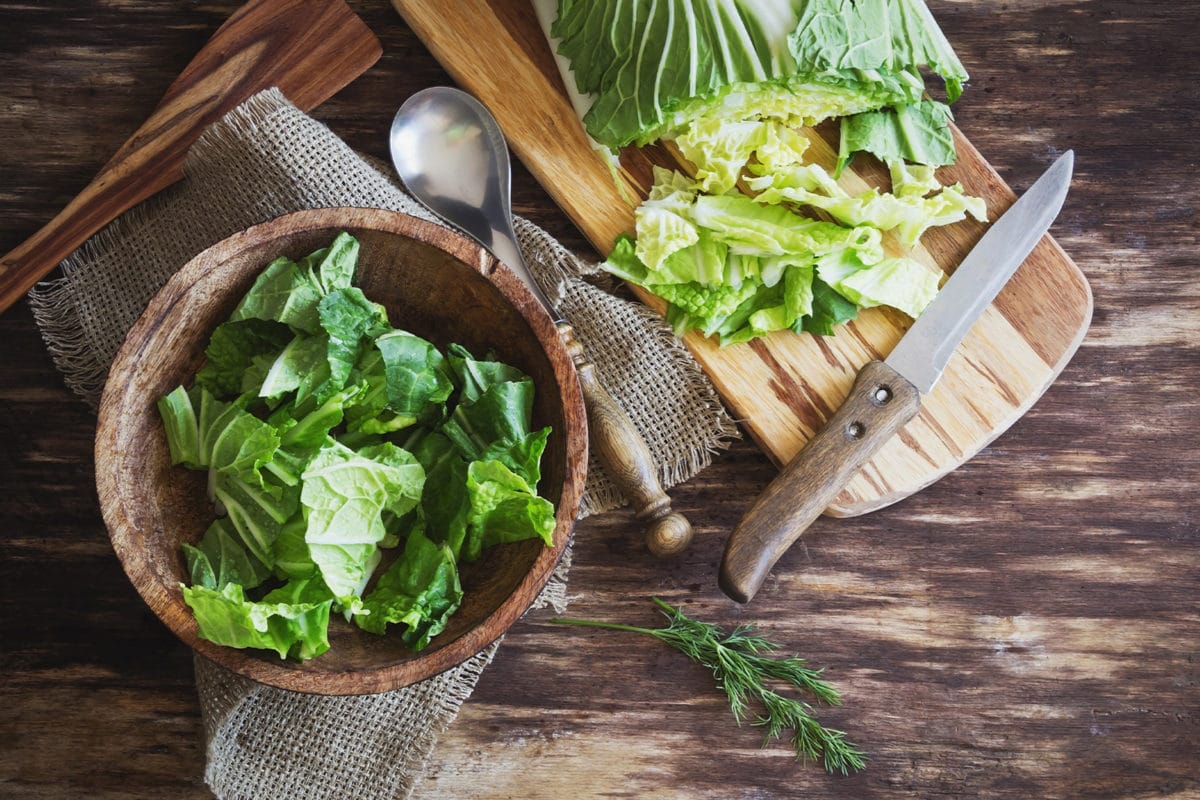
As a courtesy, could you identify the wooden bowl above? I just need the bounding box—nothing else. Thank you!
[96,207,587,695]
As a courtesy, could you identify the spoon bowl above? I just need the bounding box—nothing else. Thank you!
[389,87,694,558]
[390,87,554,311]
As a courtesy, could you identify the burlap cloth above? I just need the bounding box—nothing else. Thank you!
[28,89,736,799]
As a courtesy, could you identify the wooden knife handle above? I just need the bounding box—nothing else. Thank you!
[719,361,921,603]
[557,321,693,557]
[0,0,381,314]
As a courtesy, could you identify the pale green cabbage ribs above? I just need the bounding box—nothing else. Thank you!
[158,233,556,661]
[553,0,987,344]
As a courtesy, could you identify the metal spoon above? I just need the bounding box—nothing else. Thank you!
[391,87,692,557]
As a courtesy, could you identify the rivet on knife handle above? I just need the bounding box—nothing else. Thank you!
[557,321,693,557]
[719,361,921,603]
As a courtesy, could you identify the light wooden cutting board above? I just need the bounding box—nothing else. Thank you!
[392,0,1093,517]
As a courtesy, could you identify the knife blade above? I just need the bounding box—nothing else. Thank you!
[719,151,1075,604]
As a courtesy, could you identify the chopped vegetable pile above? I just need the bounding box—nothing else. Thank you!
[551,0,988,345]
[158,232,557,661]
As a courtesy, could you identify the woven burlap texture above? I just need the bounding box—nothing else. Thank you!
[29,88,736,800]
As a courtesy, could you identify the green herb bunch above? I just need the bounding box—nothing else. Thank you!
[552,597,866,775]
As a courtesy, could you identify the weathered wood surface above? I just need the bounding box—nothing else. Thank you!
[0,0,381,313]
[721,360,925,603]
[0,2,1196,798]
[393,0,1093,520]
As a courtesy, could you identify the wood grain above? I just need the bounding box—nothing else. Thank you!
[557,320,693,557]
[1,2,1198,799]
[392,0,1094,519]
[95,208,587,694]
[721,361,922,603]
[0,0,382,313]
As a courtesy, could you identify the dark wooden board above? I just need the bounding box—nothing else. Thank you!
[1,1,1197,798]
[0,0,382,313]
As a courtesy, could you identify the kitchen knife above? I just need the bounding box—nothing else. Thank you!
[719,151,1075,604]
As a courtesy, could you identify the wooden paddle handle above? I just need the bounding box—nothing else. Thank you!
[557,321,693,557]
[0,0,381,314]
[719,361,922,603]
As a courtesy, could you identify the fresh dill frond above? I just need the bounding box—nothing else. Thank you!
[551,597,866,775]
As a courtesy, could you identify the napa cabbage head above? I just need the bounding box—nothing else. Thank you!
[551,0,964,152]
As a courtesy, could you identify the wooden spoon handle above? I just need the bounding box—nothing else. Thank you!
[556,321,693,557]
[719,361,922,603]
[0,0,381,314]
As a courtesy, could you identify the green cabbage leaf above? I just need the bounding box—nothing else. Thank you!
[301,439,425,602]
[788,0,968,102]
[183,578,334,661]
[160,233,558,661]
[555,0,981,344]
[837,99,957,175]
[354,526,462,650]
[552,0,964,150]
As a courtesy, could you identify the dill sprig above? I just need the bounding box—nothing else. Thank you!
[550,597,866,775]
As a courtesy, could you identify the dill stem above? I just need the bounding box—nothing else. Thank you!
[549,598,866,775]
[549,617,656,637]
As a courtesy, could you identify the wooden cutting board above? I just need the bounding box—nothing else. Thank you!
[392,0,1092,517]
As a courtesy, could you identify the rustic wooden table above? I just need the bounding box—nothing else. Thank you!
[1,2,1196,798]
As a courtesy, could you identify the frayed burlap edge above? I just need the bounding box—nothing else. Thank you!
[28,88,736,800]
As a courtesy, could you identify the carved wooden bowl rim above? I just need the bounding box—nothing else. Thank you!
[95,207,587,695]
